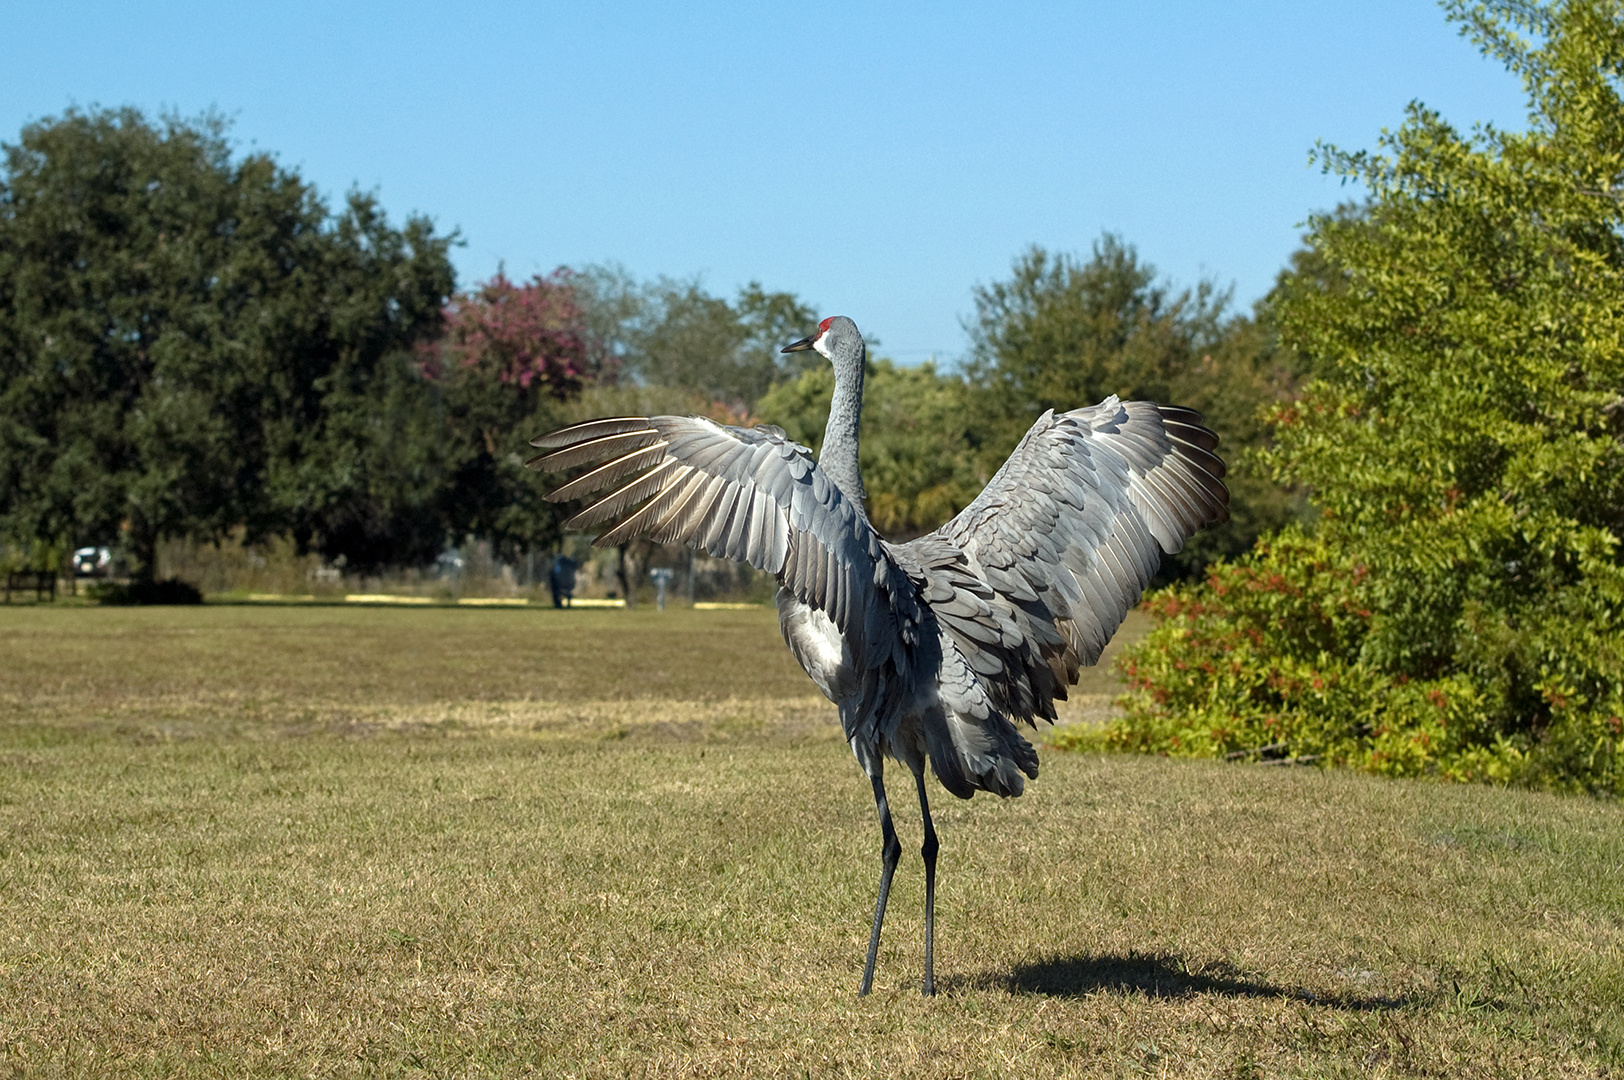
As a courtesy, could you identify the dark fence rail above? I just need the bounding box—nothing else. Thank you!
[4,571,58,603]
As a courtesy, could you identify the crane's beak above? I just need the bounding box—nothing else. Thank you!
[781,334,817,354]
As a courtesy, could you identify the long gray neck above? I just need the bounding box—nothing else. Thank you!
[820,344,866,510]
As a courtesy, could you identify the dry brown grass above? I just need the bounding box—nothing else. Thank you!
[0,604,1620,1077]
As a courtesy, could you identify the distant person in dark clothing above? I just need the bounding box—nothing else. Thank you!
[548,556,578,608]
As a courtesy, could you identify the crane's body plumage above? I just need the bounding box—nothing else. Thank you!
[529,316,1228,995]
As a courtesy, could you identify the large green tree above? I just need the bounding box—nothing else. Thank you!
[0,108,455,577]
[964,236,1304,577]
[1100,0,1624,793]
[575,267,819,409]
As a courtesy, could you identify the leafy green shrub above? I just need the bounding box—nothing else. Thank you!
[92,578,204,606]
[1056,527,1614,788]
[1074,0,1624,796]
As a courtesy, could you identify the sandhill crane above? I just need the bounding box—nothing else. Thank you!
[529,315,1228,996]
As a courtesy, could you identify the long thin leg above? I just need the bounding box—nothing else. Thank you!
[915,769,939,996]
[859,764,902,997]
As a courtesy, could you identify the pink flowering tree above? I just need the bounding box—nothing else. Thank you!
[422,270,604,560]
[423,270,604,397]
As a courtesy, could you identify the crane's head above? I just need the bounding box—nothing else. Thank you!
[782,315,862,362]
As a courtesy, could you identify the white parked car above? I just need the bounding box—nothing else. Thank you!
[72,546,112,577]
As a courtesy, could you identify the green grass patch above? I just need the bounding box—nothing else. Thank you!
[0,606,1620,1076]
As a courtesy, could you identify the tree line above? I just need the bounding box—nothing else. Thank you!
[0,107,1302,586]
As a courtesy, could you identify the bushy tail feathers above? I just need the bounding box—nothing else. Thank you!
[923,704,1040,799]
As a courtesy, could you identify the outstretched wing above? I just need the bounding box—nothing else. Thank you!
[527,415,920,668]
[905,397,1229,724]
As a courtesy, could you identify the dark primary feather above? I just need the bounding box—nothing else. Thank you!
[530,428,664,473]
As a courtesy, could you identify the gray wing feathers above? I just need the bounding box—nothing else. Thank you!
[1106,400,1229,547]
[925,648,1040,799]
[529,415,901,666]
[562,458,681,527]
[530,429,663,472]
[917,396,1229,727]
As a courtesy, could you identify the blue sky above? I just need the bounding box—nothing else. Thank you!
[6,1,1528,362]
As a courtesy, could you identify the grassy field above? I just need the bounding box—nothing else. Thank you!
[0,605,1620,1077]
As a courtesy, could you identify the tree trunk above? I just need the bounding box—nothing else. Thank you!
[126,513,159,584]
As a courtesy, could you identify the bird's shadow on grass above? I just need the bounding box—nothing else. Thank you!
[954,951,1413,1011]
